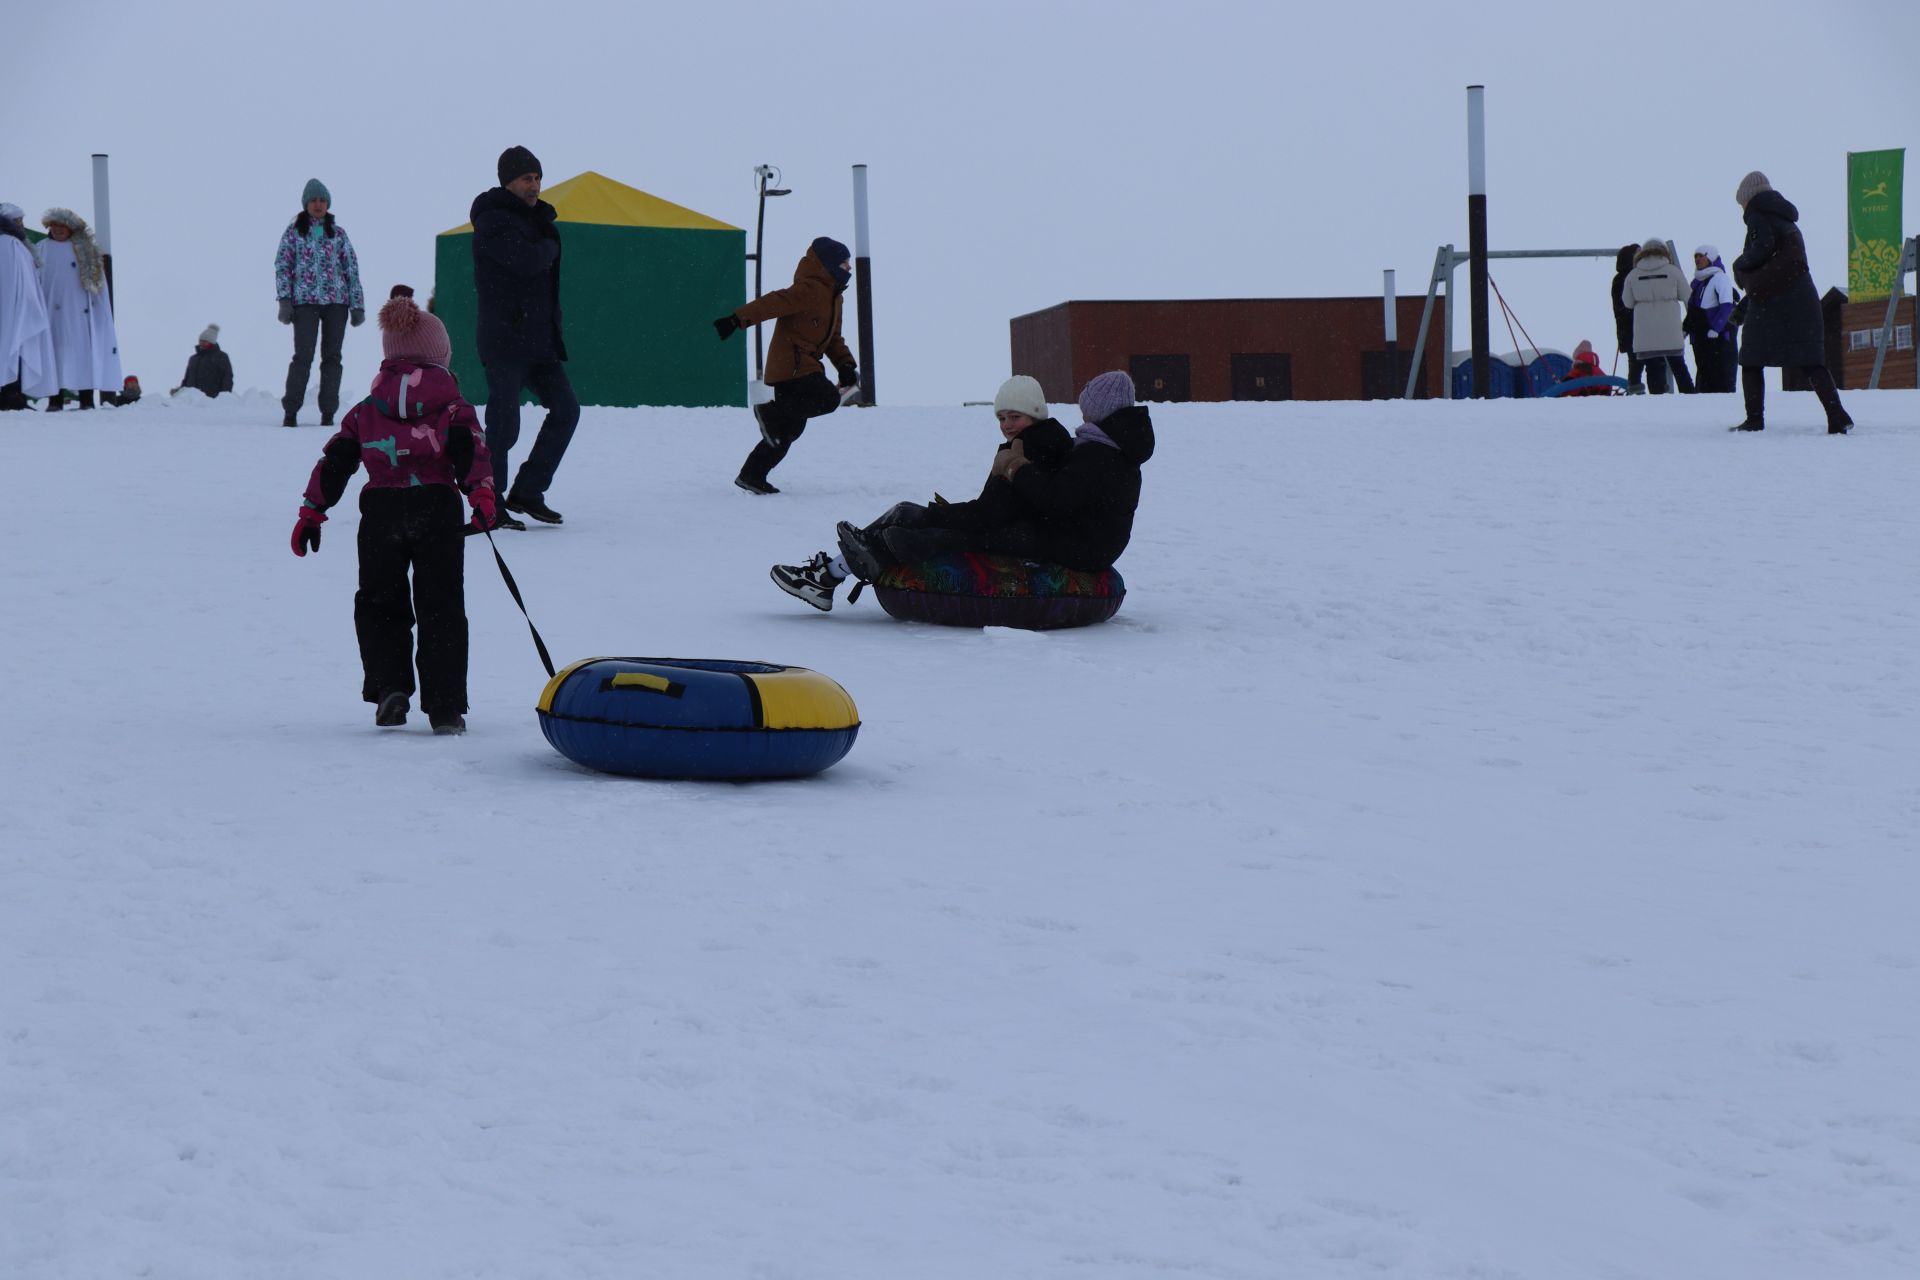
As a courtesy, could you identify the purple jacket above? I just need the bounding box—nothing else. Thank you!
[301,361,493,511]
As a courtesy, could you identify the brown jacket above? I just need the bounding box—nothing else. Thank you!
[734,251,855,385]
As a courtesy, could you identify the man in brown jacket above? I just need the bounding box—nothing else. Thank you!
[714,235,859,494]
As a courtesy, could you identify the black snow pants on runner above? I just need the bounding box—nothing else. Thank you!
[739,373,843,484]
[355,486,469,717]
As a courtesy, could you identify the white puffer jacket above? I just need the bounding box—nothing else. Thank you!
[1620,241,1690,357]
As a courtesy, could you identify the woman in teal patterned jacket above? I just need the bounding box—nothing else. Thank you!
[273,178,365,427]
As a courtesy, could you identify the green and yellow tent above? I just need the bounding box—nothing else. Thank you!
[434,171,746,407]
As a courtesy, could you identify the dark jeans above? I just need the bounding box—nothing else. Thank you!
[1644,354,1695,395]
[285,303,349,419]
[484,360,580,499]
[739,373,843,482]
[1742,364,1848,425]
[355,486,468,717]
[1625,354,1644,388]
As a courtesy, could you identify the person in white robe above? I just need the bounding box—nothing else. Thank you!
[36,206,121,409]
[0,203,58,409]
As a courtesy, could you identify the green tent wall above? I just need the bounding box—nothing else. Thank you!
[434,171,746,408]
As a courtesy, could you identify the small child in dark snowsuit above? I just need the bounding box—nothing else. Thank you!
[769,375,1073,612]
[290,286,496,733]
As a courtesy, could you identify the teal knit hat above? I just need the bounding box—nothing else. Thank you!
[301,178,331,207]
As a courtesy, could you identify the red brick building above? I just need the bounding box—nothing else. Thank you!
[1010,297,1445,403]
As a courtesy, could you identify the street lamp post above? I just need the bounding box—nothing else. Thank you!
[749,164,790,389]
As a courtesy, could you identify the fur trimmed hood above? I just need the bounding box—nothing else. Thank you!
[40,207,105,294]
[1633,239,1674,266]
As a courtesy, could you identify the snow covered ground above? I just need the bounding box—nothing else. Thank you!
[4,385,1917,1279]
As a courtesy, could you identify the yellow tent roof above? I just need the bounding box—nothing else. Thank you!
[441,170,740,235]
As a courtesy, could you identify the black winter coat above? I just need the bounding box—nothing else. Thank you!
[1610,245,1637,351]
[925,418,1073,539]
[1732,190,1823,369]
[180,346,233,397]
[470,188,566,365]
[1007,406,1155,571]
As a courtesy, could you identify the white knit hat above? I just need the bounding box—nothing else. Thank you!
[992,374,1048,420]
[198,324,220,345]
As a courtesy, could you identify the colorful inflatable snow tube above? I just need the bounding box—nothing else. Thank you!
[537,657,859,780]
[873,553,1125,631]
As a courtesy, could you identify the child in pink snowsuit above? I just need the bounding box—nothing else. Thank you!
[290,286,496,734]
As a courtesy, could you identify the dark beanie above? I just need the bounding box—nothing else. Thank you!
[498,146,542,186]
[811,236,853,285]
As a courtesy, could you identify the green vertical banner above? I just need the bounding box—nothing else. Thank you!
[1847,148,1904,301]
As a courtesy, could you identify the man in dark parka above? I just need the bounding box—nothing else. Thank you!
[472,145,579,526]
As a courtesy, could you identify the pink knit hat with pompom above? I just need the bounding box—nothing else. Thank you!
[379,285,452,367]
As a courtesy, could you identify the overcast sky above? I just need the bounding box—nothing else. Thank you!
[10,0,1918,406]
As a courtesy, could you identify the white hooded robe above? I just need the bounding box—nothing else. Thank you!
[0,236,58,397]
[37,237,122,391]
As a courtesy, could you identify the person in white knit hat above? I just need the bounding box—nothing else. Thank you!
[769,374,1074,611]
[174,324,234,398]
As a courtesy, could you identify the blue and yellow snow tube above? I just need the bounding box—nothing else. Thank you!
[537,657,859,780]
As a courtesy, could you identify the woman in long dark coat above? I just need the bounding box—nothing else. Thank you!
[1727,171,1852,434]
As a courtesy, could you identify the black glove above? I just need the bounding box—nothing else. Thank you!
[277,299,294,324]
[835,366,859,390]
[713,315,740,340]
[1729,298,1748,327]
[350,308,366,328]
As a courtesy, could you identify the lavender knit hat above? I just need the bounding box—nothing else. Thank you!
[1735,170,1771,207]
[1077,370,1135,426]
[379,286,452,367]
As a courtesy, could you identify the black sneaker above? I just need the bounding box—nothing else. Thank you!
[493,510,528,531]
[505,492,563,524]
[374,691,409,727]
[835,520,888,582]
[282,411,298,427]
[770,552,843,612]
[1727,420,1764,432]
[1827,413,1854,436]
[320,413,334,428]
[735,474,779,495]
[430,713,467,736]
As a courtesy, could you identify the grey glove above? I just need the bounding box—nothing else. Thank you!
[277,299,294,324]
[350,308,365,328]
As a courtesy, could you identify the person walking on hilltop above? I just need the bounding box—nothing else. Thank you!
[471,145,577,531]
[288,286,497,736]
[37,207,122,411]
[1727,171,1852,434]
[274,179,365,427]
[713,236,859,494]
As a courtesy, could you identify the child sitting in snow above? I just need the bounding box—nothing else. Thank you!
[289,286,495,734]
[769,375,1073,611]
[174,324,233,398]
[1561,339,1611,396]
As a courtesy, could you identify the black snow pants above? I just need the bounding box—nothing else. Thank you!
[354,486,469,717]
